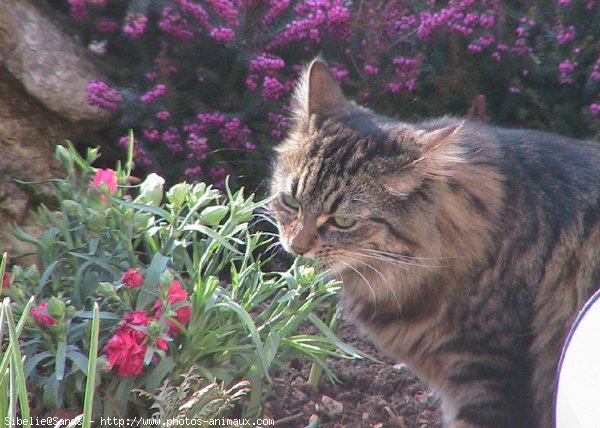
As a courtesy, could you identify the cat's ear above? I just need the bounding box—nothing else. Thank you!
[307,59,348,115]
[383,122,466,194]
[416,123,464,155]
[413,122,466,178]
[293,58,349,118]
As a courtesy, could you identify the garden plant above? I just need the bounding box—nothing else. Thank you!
[0,142,359,423]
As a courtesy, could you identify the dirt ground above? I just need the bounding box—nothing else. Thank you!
[264,321,443,428]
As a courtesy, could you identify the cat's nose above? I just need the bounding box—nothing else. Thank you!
[290,241,310,255]
[290,226,315,255]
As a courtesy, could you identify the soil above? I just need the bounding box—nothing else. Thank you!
[264,321,443,428]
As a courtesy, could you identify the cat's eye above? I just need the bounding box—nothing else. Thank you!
[330,216,356,229]
[281,194,301,210]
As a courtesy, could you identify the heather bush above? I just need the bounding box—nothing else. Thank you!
[46,0,600,186]
[2,143,356,419]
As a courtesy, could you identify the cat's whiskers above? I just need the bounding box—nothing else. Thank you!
[353,250,445,269]
[359,248,455,268]
[342,253,403,317]
[264,240,284,254]
[334,258,378,316]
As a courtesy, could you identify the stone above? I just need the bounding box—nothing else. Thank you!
[0,0,112,258]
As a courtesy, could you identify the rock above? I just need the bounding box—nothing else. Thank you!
[320,395,343,417]
[0,0,111,123]
[0,0,112,258]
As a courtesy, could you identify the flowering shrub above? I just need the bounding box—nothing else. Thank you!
[48,0,600,185]
[3,143,354,418]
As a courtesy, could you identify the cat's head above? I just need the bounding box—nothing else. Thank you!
[270,59,465,275]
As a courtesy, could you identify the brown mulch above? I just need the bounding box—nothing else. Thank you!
[264,322,443,428]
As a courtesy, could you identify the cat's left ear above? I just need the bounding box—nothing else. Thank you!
[293,58,350,118]
[307,59,349,115]
[383,122,466,194]
[416,122,464,156]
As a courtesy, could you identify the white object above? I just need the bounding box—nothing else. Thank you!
[555,289,600,427]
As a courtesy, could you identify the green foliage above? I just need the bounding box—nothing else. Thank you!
[2,143,358,419]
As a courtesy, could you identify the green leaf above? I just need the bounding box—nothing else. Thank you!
[23,351,53,379]
[113,199,174,222]
[215,298,271,382]
[66,350,89,375]
[136,252,170,310]
[5,301,31,426]
[144,356,176,393]
[182,224,242,255]
[308,314,364,359]
[55,341,67,381]
[82,303,100,428]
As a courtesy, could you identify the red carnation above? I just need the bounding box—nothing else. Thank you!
[2,273,10,289]
[122,268,143,288]
[92,168,118,203]
[152,280,191,335]
[166,280,188,303]
[104,329,146,378]
[31,302,57,327]
[92,168,118,194]
[116,310,168,349]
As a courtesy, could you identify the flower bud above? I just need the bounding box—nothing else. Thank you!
[87,210,107,233]
[55,145,74,175]
[147,320,163,337]
[166,183,192,208]
[297,265,316,286]
[47,296,66,318]
[62,200,83,218]
[98,282,118,297]
[136,173,165,207]
[158,270,174,290]
[200,205,229,226]
[23,265,39,283]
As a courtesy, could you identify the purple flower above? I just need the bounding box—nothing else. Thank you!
[140,84,167,103]
[87,81,122,110]
[186,133,209,160]
[159,7,194,40]
[556,26,576,45]
[589,103,600,117]
[262,76,286,100]
[364,64,379,75]
[123,13,148,38]
[208,167,227,188]
[590,58,600,81]
[174,0,210,27]
[330,66,349,81]
[210,27,236,43]
[156,111,171,121]
[249,55,285,73]
[205,0,239,26]
[184,166,203,180]
[262,0,291,26]
[558,59,578,84]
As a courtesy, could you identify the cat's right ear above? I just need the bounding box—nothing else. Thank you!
[294,58,350,118]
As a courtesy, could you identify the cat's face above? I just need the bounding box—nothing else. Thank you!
[270,60,463,277]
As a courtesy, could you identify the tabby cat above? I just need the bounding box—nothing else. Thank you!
[269,59,600,427]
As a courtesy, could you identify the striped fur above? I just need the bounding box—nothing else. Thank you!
[270,59,600,427]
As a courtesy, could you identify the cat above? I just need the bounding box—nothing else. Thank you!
[269,58,600,427]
